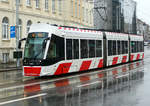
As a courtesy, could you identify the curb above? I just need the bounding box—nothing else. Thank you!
[0,67,22,72]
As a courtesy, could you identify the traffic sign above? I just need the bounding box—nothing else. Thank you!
[10,26,16,38]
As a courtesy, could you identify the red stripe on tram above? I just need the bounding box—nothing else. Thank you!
[54,63,72,75]
[112,57,118,65]
[80,60,92,71]
[98,59,104,68]
[142,53,144,59]
[130,55,134,61]
[24,67,41,76]
[122,56,127,63]
[136,54,140,60]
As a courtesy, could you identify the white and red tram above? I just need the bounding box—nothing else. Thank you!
[21,24,144,76]
[129,34,144,61]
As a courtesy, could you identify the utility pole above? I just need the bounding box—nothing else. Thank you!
[16,0,20,67]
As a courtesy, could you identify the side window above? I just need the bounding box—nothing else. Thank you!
[96,40,102,57]
[81,39,88,58]
[73,39,79,59]
[108,40,113,56]
[141,41,144,52]
[131,41,134,53]
[135,41,137,53]
[124,41,128,54]
[47,34,64,60]
[47,36,56,58]
[122,41,128,54]
[89,40,95,58]
[66,39,72,60]
[113,40,117,55]
[138,41,140,52]
[121,41,125,54]
[117,40,121,55]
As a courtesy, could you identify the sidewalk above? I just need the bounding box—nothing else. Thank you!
[0,63,22,72]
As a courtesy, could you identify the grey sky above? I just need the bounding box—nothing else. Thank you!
[134,0,150,24]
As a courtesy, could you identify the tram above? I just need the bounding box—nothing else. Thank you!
[20,23,144,76]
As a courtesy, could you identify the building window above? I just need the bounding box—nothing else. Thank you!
[78,4,80,18]
[58,0,62,14]
[36,0,40,8]
[2,17,9,40]
[18,0,20,4]
[52,0,56,13]
[45,0,48,10]
[71,0,73,17]
[2,53,9,63]
[18,19,22,39]
[1,0,9,2]
[26,0,31,6]
[26,20,32,34]
[75,2,77,17]
[82,7,84,21]
[86,9,88,22]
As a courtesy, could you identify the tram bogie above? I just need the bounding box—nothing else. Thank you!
[21,24,144,76]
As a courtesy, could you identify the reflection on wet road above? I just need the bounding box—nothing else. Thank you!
[0,47,150,106]
[0,60,145,106]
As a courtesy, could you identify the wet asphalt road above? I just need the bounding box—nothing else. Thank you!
[0,47,150,106]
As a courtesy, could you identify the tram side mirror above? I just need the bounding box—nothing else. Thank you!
[18,38,27,49]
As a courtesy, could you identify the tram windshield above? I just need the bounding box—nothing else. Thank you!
[24,32,48,59]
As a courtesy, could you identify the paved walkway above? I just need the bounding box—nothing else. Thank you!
[0,63,22,71]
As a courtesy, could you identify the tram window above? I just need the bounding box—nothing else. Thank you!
[142,41,144,52]
[81,39,88,58]
[117,41,121,55]
[66,39,72,60]
[89,40,95,58]
[135,41,137,52]
[47,34,64,62]
[96,40,102,57]
[138,41,140,52]
[73,39,79,59]
[141,41,144,52]
[133,41,136,53]
[121,41,125,54]
[108,40,113,56]
[139,42,141,52]
[139,41,142,52]
[125,41,128,54]
[131,41,135,53]
[113,40,117,55]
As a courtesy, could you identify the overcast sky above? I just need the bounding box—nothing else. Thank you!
[134,0,150,25]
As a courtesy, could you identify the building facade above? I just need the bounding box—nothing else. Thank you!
[93,0,112,30]
[0,0,94,63]
[94,0,137,34]
[137,19,150,41]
